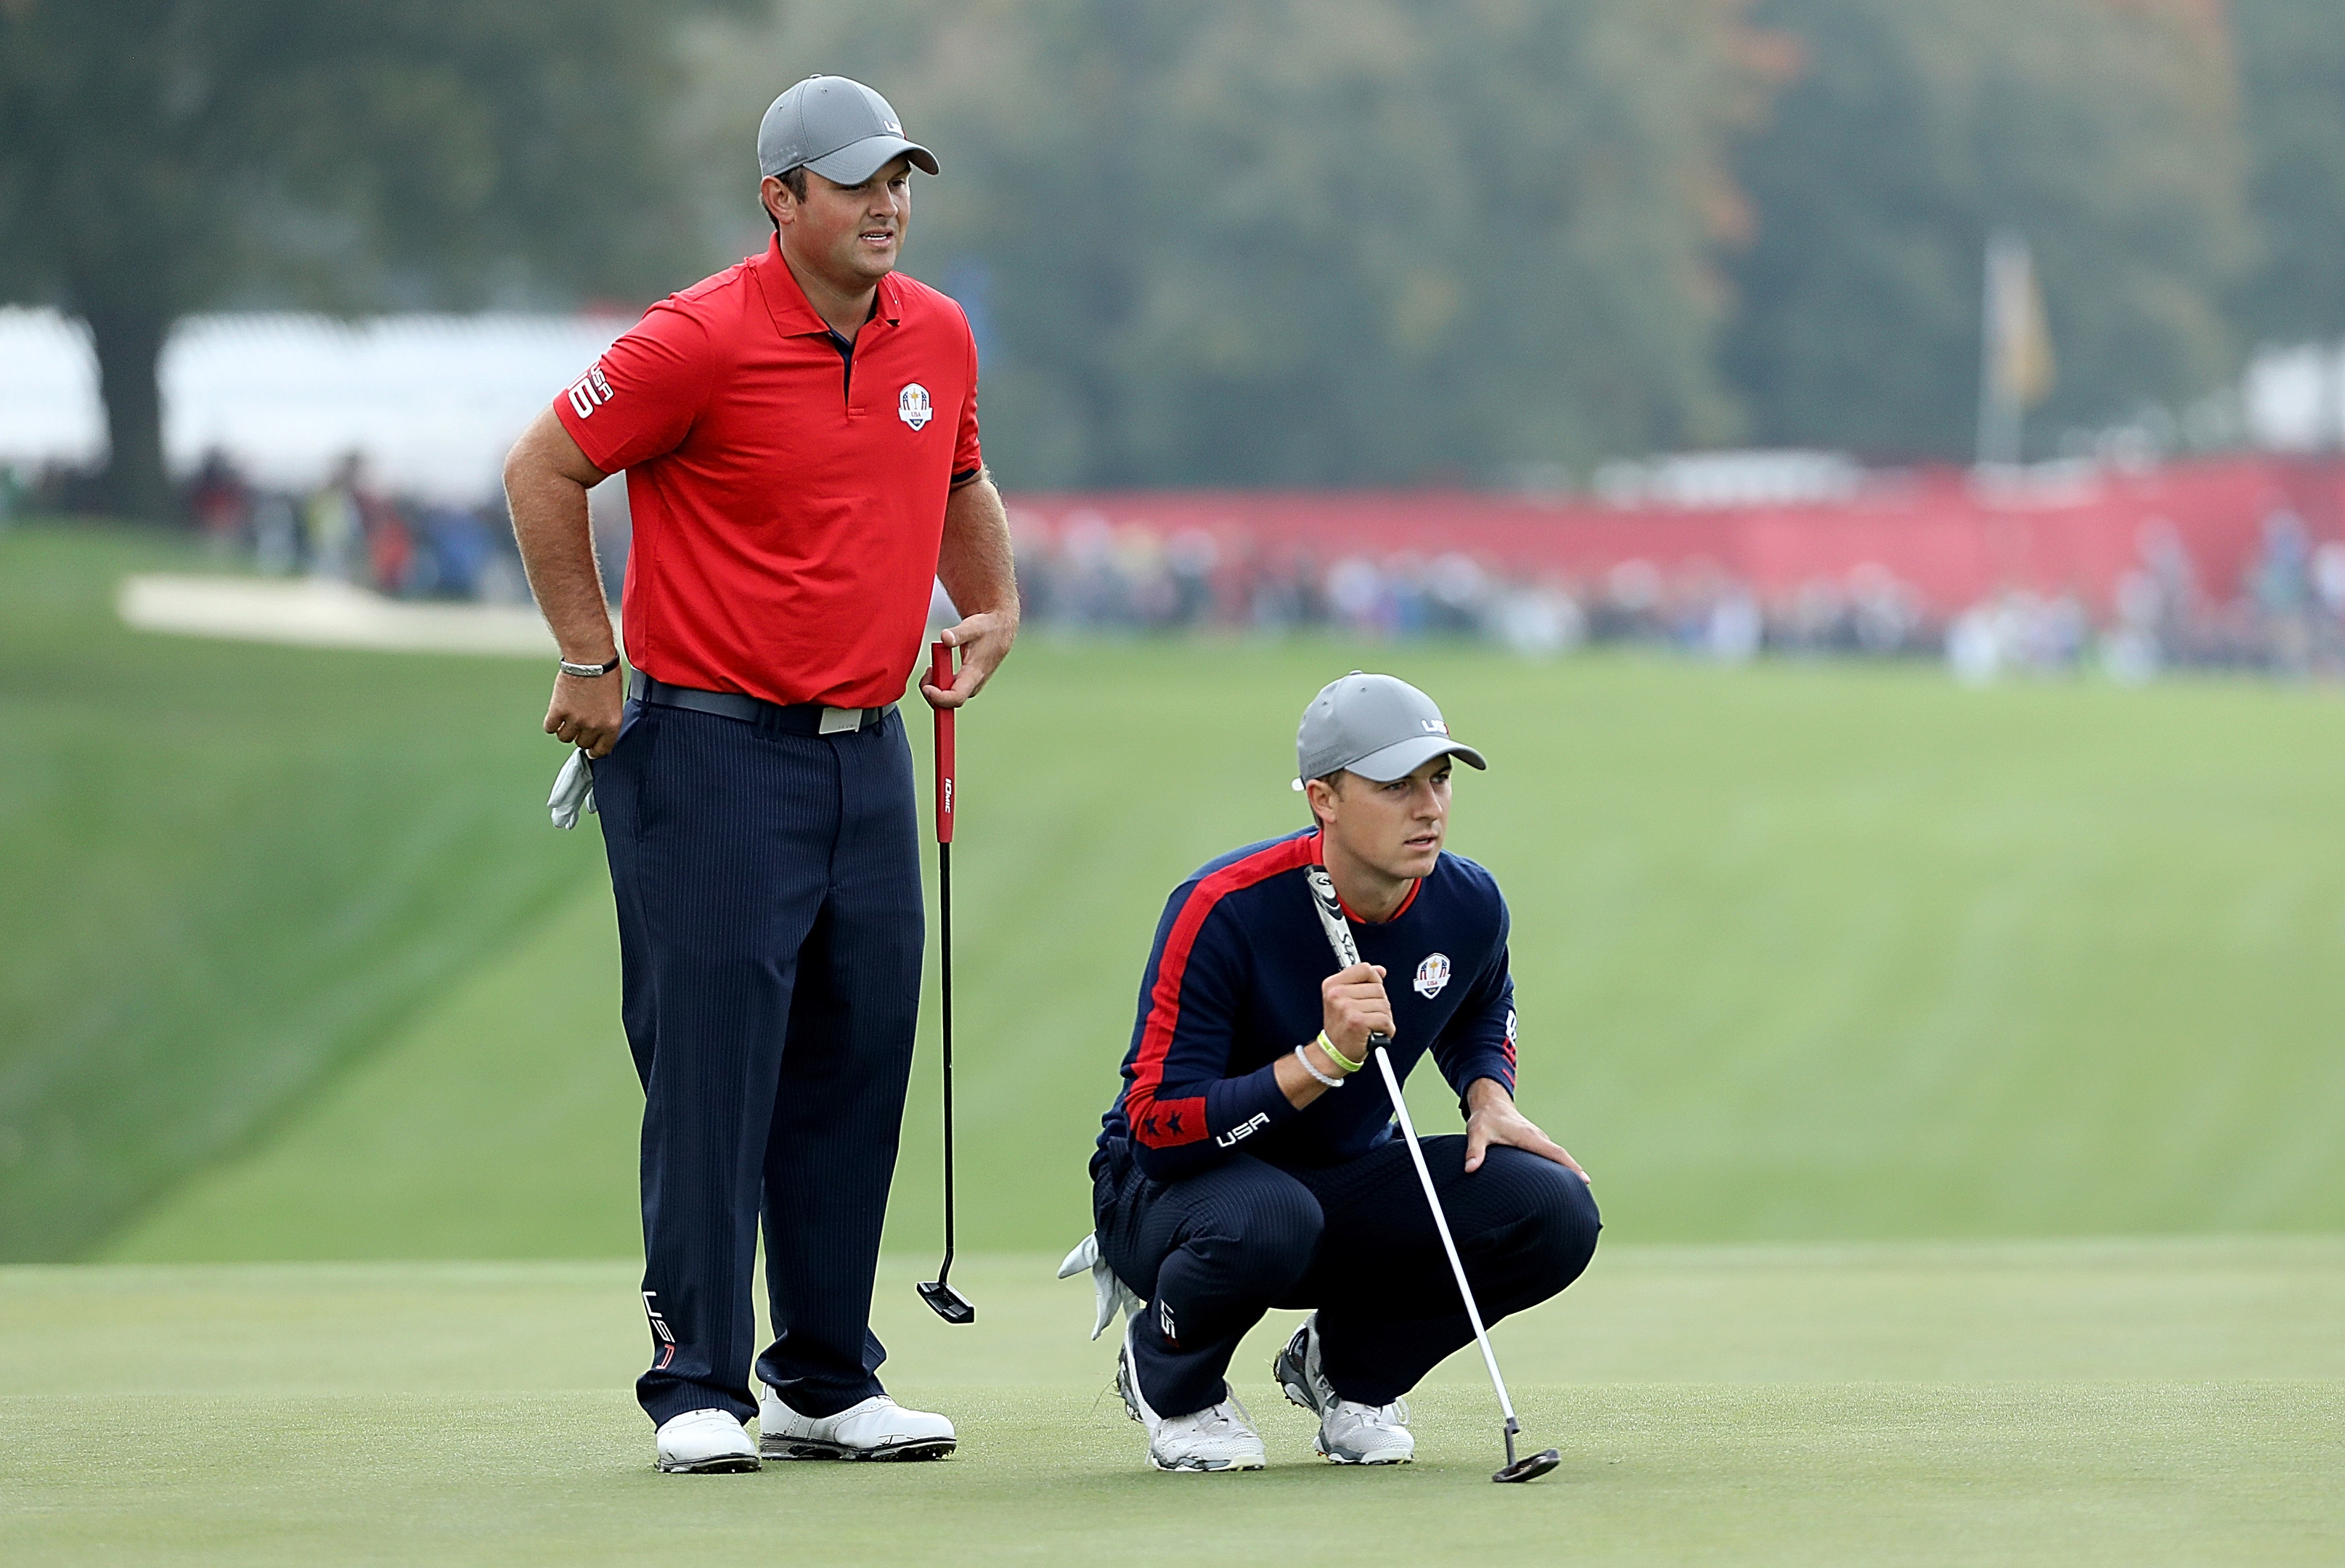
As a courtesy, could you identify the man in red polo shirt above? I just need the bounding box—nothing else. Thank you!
[503,74,1017,1474]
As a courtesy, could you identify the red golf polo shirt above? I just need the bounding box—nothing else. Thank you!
[552,237,982,710]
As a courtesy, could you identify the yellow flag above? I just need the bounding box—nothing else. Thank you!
[1986,231,2056,410]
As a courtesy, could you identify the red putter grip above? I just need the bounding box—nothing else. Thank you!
[930,640,955,845]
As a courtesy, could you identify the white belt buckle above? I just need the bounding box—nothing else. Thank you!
[818,706,862,735]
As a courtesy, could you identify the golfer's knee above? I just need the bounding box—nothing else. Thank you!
[1206,1188,1324,1296]
[1537,1168,1601,1291]
[1487,1150,1601,1297]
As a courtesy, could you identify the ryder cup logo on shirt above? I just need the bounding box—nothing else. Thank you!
[1414,952,1452,999]
[898,383,933,430]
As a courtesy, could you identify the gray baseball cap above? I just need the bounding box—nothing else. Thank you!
[758,75,939,185]
[1294,672,1488,789]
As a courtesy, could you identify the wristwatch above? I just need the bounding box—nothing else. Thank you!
[558,655,622,678]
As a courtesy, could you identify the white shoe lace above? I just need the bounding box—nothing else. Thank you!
[1160,1389,1257,1443]
[1194,1392,1254,1435]
[1330,1396,1409,1432]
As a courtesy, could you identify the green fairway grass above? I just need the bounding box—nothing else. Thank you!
[0,525,605,1259]
[13,526,2345,1559]
[107,628,2345,1262]
[4,1241,2340,1564]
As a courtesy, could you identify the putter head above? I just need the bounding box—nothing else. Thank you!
[1493,1447,1561,1483]
[917,1280,976,1324]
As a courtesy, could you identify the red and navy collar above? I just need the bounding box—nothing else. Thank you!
[1308,830,1421,924]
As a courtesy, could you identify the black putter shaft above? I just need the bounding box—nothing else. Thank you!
[918,640,974,1323]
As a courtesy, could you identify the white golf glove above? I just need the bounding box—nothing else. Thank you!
[1057,1233,1141,1342]
[548,748,597,830]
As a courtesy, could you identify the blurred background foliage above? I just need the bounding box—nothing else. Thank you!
[0,0,741,520]
[685,0,1774,486]
[6,0,2343,499]
[1721,0,2251,457]
[2228,0,2345,348]
[683,0,2339,485]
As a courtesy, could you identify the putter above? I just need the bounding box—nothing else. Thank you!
[917,640,975,1325]
[1306,865,1559,1483]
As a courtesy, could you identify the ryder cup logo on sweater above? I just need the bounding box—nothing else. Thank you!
[1414,952,1452,998]
[898,383,933,430]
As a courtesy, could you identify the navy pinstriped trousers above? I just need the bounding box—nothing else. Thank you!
[591,696,923,1427]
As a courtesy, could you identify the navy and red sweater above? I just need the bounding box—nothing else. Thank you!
[1097,828,1519,1182]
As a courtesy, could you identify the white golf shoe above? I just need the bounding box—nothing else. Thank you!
[654,1408,760,1474]
[1273,1315,1414,1465]
[757,1386,957,1461]
[1117,1315,1265,1472]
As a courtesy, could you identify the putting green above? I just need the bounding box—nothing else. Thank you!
[4,1241,2340,1564]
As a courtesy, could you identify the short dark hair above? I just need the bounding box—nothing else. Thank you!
[765,166,808,232]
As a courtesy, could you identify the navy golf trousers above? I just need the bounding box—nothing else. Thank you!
[592,695,923,1427]
[1093,1134,1601,1417]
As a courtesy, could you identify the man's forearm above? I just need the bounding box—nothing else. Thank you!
[1465,1077,1514,1115]
[937,473,1018,620]
[504,412,618,663]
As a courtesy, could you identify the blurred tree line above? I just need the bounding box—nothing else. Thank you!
[688,0,1780,486]
[5,0,2344,509]
[690,0,2344,483]
[0,0,733,520]
[1723,0,2251,457]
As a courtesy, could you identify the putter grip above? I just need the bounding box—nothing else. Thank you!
[929,641,955,844]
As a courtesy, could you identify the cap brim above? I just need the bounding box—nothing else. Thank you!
[1343,736,1488,783]
[801,136,939,184]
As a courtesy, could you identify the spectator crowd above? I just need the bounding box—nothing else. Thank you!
[1008,505,2345,682]
[8,453,2342,684]
[182,450,537,603]
[1010,510,1934,663]
[4,449,619,608]
[1948,507,2345,683]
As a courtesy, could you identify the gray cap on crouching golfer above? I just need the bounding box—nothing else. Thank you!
[1293,671,1488,791]
[759,75,939,184]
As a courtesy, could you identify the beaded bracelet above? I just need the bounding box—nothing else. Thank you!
[1293,1042,1346,1089]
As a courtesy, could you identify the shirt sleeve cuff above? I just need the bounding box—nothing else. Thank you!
[1207,1060,1300,1141]
[552,398,621,475]
[1443,1051,1516,1112]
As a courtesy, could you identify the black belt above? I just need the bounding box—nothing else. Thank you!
[629,671,896,735]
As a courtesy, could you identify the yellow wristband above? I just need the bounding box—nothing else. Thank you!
[1316,1032,1364,1075]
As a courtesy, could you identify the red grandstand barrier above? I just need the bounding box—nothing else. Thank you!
[1008,456,2345,616]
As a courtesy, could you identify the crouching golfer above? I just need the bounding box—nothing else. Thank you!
[1085,673,1599,1471]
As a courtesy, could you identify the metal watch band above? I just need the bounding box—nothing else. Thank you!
[559,656,622,678]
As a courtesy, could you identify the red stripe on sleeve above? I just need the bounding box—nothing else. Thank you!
[1125,834,1320,1148]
